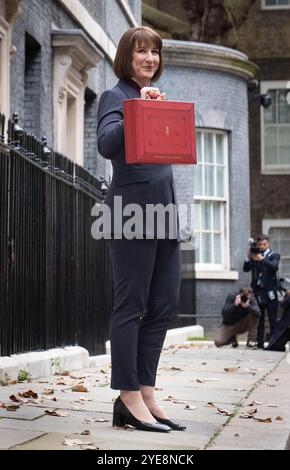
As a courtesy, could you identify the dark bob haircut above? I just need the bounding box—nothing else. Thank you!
[113,26,163,82]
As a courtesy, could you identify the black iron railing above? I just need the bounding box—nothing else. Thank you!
[0,113,113,356]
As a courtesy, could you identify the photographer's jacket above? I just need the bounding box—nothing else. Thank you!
[243,250,280,291]
[222,294,261,326]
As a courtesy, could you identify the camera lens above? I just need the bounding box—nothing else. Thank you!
[241,294,248,303]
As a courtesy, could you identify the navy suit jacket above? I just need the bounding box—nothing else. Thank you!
[243,250,280,291]
[97,79,179,239]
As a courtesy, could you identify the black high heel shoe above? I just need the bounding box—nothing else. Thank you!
[113,396,171,433]
[151,413,186,431]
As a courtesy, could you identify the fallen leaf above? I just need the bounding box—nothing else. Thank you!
[267,404,278,408]
[224,367,240,373]
[19,390,38,399]
[196,378,205,383]
[201,362,207,365]
[38,380,49,383]
[9,394,23,403]
[69,372,87,380]
[6,405,20,411]
[162,395,173,401]
[72,384,88,393]
[170,367,182,371]
[80,430,91,435]
[154,387,163,391]
[42,389,55,395]
[45,409,68,417]
[217,407,232,416]
[206,402,216,408]
[239,412,253,419]
[234,434,240,437]
[253,416,272,423]
[94,418,109,423]
[276,416,283,421]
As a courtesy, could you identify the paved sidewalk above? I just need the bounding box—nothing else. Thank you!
[0,343,289,450]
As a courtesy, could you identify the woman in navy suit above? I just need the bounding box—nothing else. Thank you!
[97,26,185,432]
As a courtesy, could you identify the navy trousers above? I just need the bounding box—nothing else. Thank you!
[108,238,181,390]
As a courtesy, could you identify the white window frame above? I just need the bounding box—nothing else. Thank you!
[193,129,232,277]
[261,0,290,9]
[261,80,290,175]
[262,218,290,277]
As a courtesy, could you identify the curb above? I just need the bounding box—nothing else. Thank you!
[105,325,204,354]
[0,346,89,383]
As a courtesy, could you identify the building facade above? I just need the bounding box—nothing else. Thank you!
[157,41,257,331]
[236,0,290,282]
[1,0,140,180]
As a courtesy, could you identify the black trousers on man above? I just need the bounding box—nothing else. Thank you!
[108,238,181,391]
[256,297,278,348]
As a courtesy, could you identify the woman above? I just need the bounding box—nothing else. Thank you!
[97,26,185,433]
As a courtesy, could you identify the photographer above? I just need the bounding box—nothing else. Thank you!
[214,287,260,348]
[243,234,280,349]
[266,290,290,351]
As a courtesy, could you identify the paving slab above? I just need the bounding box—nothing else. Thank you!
[0,344,288,450]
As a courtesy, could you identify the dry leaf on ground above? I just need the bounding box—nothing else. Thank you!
[9,394,24,403]
[224,367,240,373]
[217,407,232,416]
[45,409,68,417]
[72,384,88,393]
[276,416,283,421]
[19,390,38,398]
[6,405,20,411]
[253,416,272,423]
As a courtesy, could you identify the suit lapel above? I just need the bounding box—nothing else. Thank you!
[117,79,140,99]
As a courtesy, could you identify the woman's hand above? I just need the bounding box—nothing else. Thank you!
[140,87,166,100]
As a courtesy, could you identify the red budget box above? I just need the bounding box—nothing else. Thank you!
[124,98,196,164]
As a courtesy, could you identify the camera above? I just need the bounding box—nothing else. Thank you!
[248,237,261,255]
[240,294,248,303]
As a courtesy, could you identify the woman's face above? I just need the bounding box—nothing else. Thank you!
[131,42,160,86]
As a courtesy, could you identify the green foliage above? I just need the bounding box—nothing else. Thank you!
[18,369,31,382]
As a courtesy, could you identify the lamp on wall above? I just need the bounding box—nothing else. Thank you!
[247,79,272,108]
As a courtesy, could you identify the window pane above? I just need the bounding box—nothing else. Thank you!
[202,201,211,230]
[278,0,290,5]
[194,163,202,195]
[204,133,214,163]
[265,0,276,4]
[264,90,277,124]
[213,203,221,231]
[216,166,224,197]
[202,233,211,263]
[278,90,290,124]
[204,165,214,196]
[265,125,278,164]
[216,134,224,164]
[197,132,202,162]
[278,126,290,164]
[214,234,222,264]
